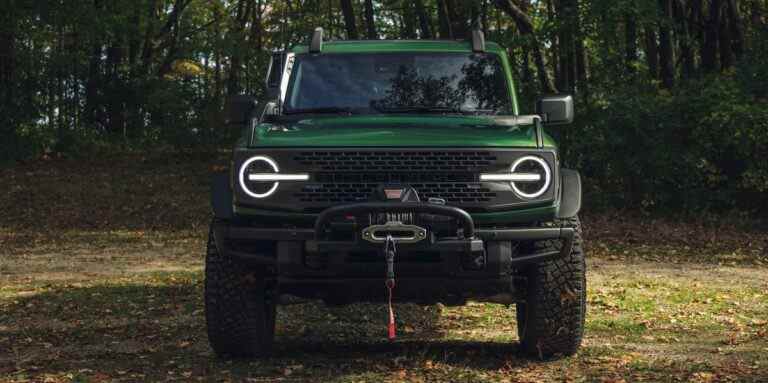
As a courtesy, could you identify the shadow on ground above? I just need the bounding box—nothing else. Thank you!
[0,275,526,382]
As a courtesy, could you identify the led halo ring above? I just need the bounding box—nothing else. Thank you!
[239,156,280,198]
[510,155,551,199]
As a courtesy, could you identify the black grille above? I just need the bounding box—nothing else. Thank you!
[295,183,496,204]
[294,151,498,172]
[285,150,525,209]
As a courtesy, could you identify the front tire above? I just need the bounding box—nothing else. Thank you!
[516,216,586,359]
[205,223,276,358]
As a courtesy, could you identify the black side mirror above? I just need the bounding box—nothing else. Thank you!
[259,101,279,122]
[536,94,574,125]
[224,95,258,126]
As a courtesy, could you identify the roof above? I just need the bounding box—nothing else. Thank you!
[289,39,506,55]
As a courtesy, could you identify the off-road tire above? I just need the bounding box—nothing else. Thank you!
[205,223,276,358]
[516,215,586,359]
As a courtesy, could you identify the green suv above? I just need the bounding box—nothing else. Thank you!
[206,28,585,359]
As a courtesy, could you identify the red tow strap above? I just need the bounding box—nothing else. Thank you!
[386,279,396,340]
[384,235,397,340]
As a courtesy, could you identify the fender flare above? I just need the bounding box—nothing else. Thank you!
[557,168,582,219]
[211,171,234,220]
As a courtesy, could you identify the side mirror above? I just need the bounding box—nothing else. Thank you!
[224,95,258,126]
[259,101,279,122]
[536,94,574,125]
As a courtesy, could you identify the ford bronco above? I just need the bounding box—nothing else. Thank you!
[206,28,585,359]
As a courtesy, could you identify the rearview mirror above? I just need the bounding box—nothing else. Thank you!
[224,95,258,126]
[536,94,574,125]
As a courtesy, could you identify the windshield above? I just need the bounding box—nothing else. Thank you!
[283,52,512,115]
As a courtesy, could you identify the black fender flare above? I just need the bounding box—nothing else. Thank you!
[557,168,582,219]
[211,171,234,220]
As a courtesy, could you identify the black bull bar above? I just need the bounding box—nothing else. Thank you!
[212,202,574,267]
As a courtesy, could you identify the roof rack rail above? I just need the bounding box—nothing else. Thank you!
[310,27,323,53]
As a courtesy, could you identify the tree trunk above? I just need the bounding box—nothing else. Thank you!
[575,36,587,94]
[545,0,559,90]
[702,0,722,72]
[128,1,142,68]
[227,0,252,95]
[495,0,558,93]
[719,2,733,69]
[0,4,16,135]
[445,0,468,39]
[644,27,660,79]
[364,0,376,39]
[56,25,66,143]
[249,0,265,93]
[625,12,638,73]
[751,0,764,27]
[726,0,744,58]
[140,0,159,75]
[415,0,433,38]
[340,0,359,39]
[522,46,533,85]
[106,40,125,137]
[437,0,453,38]
[674,0,695,79]
[402,1,417,38]
[659,0,675,88]
[84,39,102,127]
[557,0,578,93]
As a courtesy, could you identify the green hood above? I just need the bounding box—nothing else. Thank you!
[250,115,554,148]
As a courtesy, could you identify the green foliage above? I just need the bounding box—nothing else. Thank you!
[558,66,768,213]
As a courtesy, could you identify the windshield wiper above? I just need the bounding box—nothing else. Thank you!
[371,104,495,115]
[283,107,355,115]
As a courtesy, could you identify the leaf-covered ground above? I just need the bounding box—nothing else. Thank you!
[1,154,767,382]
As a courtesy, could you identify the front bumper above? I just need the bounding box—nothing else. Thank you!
[213,203,573,303]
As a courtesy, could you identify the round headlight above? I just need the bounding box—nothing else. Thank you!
[239,156,280,198]
[510,156,551,199]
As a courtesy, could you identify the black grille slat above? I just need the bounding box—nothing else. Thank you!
[296,182,497,204]
[295,151,497,172]
[315,172,475,184]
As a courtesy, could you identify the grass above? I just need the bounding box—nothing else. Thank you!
[1,153,767,382]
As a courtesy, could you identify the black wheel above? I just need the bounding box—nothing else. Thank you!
[205,222,276,358]
[516,216,586,359]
